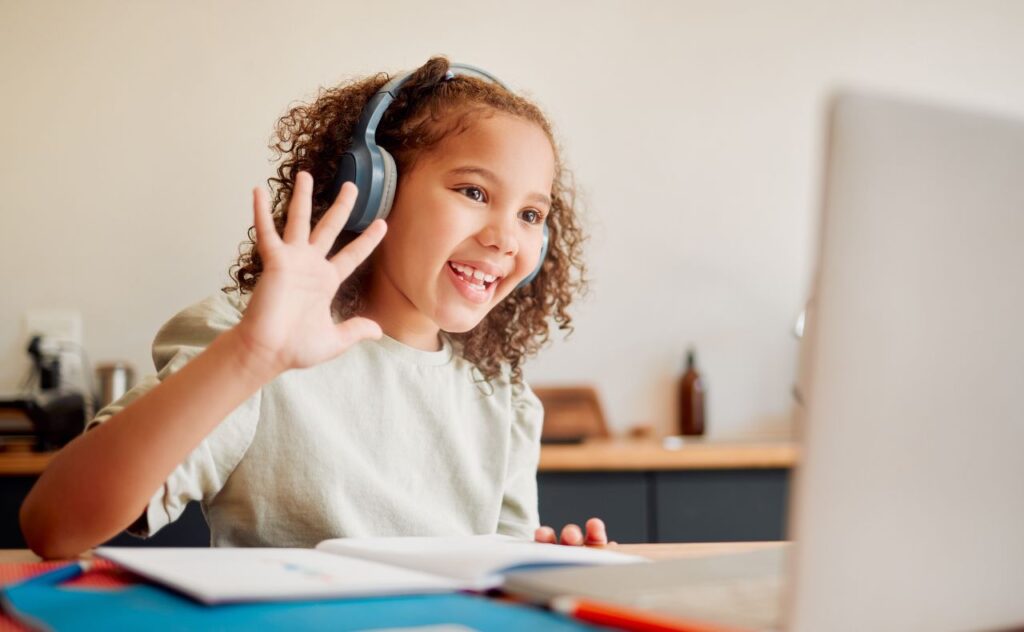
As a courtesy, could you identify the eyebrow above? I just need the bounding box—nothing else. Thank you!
[446,166,552,208]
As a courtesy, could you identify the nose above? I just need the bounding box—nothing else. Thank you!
[478,212,519,256]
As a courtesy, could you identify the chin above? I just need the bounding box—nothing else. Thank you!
[435,307,489,334]
[432,283,517,334]
[438,317,485,334]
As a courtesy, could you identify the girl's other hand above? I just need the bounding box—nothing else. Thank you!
[534,518,617,546]
[235,171,387,375]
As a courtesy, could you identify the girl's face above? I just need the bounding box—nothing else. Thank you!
[365,111,555,346]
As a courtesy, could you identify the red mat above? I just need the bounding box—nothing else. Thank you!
[0,560,136,631]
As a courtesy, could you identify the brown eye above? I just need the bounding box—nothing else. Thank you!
[520,209,544,225]
[458,186,486,203]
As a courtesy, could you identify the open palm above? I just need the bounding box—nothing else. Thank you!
[235,171,387,374]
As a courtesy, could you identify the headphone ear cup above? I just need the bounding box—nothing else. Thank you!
[516,223,549,290]
[377,148,398,221]
[337,152,363,232]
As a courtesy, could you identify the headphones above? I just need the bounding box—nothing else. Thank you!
[327,63,548,290]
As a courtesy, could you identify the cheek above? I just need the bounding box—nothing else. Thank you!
[377,223,425,283]
[518,231,546,273]
[406,193,459,242]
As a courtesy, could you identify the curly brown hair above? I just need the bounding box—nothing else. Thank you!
[224,56,587,385]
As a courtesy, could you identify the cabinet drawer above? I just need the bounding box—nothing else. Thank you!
[654,469,790,542]
[537,472,650,543]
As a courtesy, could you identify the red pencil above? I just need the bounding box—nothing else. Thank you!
[550,596,753,632]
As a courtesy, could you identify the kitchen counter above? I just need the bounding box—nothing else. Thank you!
[539,437,798,471]
[0,438,798,476]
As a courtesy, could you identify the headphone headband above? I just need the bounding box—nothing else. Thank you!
[351,64,511,151]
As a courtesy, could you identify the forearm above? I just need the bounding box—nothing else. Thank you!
[20,326,278,559]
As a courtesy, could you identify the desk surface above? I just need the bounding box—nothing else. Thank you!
[0,439,798,476]
[0,541,785,563]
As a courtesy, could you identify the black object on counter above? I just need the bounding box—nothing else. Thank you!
[0,393,86,451]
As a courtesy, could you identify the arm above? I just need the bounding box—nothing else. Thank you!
[20,327,275,559]
[20,173,386,559]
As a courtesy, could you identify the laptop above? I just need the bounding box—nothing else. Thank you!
[505,92,1024,631]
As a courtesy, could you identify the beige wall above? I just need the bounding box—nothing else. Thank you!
[2,0,1022,437]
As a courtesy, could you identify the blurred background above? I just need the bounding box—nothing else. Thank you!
[1,1,1023,546]
[3,0,1024,439]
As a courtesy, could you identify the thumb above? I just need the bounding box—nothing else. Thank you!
[334,317,383,349]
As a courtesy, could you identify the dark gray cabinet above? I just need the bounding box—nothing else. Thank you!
[537,472,651,543]
[538,469,790,543]
[654,469,790,542]
[2,467,791,547]
[0,473,211,548]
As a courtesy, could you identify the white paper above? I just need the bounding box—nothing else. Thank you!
[315,534,647,589]
[95,546,462,604]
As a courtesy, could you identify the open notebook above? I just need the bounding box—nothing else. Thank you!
[95,535,645,605]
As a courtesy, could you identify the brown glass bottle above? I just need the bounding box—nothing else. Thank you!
[678,348,705,436]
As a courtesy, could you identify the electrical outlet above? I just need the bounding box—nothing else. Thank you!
[24,309,83,346]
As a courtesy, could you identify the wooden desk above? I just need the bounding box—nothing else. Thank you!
[0,541,786,563]
[0,542,787,631]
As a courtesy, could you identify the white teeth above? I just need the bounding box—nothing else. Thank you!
[450,262,498,284]
[449,262,491,291]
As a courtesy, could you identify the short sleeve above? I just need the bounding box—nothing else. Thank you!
[86,290,261,538]
[496,379,544,538]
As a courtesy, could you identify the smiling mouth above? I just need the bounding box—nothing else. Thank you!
[447,261,500,291]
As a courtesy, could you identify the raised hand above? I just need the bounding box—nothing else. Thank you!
[235,171,387,375]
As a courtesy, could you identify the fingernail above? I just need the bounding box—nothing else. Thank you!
[562,525,582,545]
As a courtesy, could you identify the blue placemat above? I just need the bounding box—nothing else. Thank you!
[1,564,605,631]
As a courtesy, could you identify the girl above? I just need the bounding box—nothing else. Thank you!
[20,56,607,559]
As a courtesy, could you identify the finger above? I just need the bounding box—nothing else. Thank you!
[534,526,557,544]
[283,171,313,244]
[333,316,383,349]
[252,186,282,255]
[560,524,583,546]
[329,218,387,279]
[585,517,608,545]
[310,181,358,253]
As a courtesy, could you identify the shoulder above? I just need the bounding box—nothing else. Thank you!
[446,342,542,409]
[155,288,249,343]
[487,360,544,431]
[511,379,543,425]
[152,288,250,374]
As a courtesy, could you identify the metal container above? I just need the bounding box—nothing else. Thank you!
[95,362,135,409]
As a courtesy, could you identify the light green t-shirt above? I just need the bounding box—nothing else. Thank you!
[87,289,544,547]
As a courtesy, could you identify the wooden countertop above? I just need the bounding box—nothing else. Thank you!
[0,451,54,476]
[0,438,798,476]
[538,438,798,471]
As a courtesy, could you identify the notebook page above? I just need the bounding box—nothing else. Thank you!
[95,547,462,604]
[315,535,646,589]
